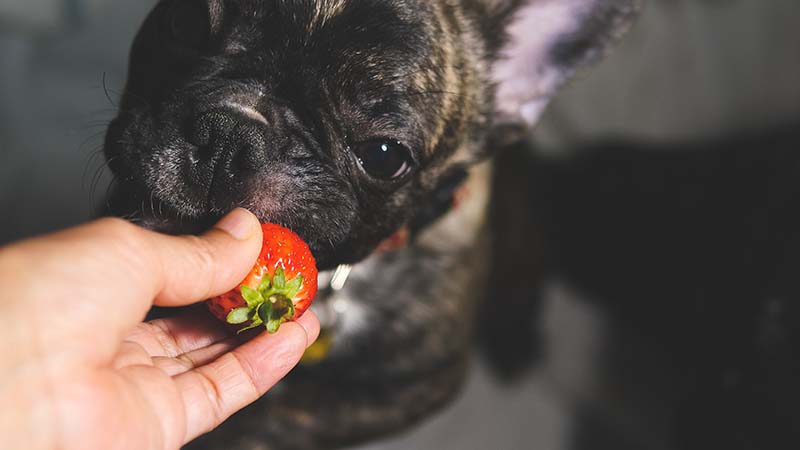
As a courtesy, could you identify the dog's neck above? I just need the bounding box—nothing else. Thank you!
[375,167,471,253]
[310,162,489,345]
[319,167,472,293]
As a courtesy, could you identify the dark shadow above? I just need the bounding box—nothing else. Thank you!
[479,135,546,381]
[482,123,800,449]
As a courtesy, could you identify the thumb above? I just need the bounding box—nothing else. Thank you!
[148,208,263,307]
[0,208,262,361]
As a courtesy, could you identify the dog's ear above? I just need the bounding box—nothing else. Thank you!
[488,0,641,127]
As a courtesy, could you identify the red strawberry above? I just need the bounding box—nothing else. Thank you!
[207,223,318,333]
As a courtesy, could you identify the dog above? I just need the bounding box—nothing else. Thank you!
[103,1,639,448]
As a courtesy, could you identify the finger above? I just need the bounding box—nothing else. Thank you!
[146,208,264,307]
[125,306,231,358]
[292,311,322,346]
[152,338,238,376]
[155,310,321,376]
[175,312,320,442]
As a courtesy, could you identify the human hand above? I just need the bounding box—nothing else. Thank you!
[0,209,320,450]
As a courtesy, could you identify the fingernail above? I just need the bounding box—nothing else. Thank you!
[215,208,258,240]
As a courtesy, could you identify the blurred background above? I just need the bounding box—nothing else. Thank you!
[1,1,799,449]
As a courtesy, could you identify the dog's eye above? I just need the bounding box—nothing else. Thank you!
[352,140,415,181]
[166,0,210,50]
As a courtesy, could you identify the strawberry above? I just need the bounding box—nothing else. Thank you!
[207,223,318,334]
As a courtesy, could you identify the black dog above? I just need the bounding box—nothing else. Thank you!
[104,1,639,448]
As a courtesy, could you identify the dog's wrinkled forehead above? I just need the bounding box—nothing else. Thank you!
[224,1,420,44]
[227,0,423,33]
[173,0,441,150]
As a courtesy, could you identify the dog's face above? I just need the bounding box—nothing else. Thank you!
[105,0,638,268]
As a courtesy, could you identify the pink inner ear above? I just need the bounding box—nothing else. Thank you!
[492,0,593,126]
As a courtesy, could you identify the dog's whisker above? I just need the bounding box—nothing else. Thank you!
[82,151,103,191]
[89,154,118,202]
[149,191,156,221]
[90,169,107,204]
[100,173,116,208]
[82,147,111,198]
[76,131,107,154]
[101,72,119,110]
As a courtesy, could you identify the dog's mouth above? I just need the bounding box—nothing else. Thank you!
[106,184,214,235]
[107,178,375,271]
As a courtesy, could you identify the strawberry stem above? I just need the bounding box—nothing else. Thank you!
[260,294,295,334]
[227,267,303,334]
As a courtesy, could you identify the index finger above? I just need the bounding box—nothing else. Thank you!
[175,312,321,443]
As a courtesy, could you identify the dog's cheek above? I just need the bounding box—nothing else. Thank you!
[104,113,153,184]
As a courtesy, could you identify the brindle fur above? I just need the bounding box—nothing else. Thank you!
[104,1,640,449]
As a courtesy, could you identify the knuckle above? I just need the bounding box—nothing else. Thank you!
[96,217,143,251]
[95,217,139,240]
[229,351,260,396]
[95,218,158,283]
[145,320,181,357]
[195,370,227,429]
[175,353,198,370]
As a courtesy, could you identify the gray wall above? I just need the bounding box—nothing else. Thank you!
[0,0,156,243]
[537,0,800,148]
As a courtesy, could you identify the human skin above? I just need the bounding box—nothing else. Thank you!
[0,208,320,450]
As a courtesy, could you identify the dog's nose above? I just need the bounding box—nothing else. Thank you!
[188,108,268,175]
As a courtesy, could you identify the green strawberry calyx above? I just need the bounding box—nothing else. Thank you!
[225,266,304,334]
